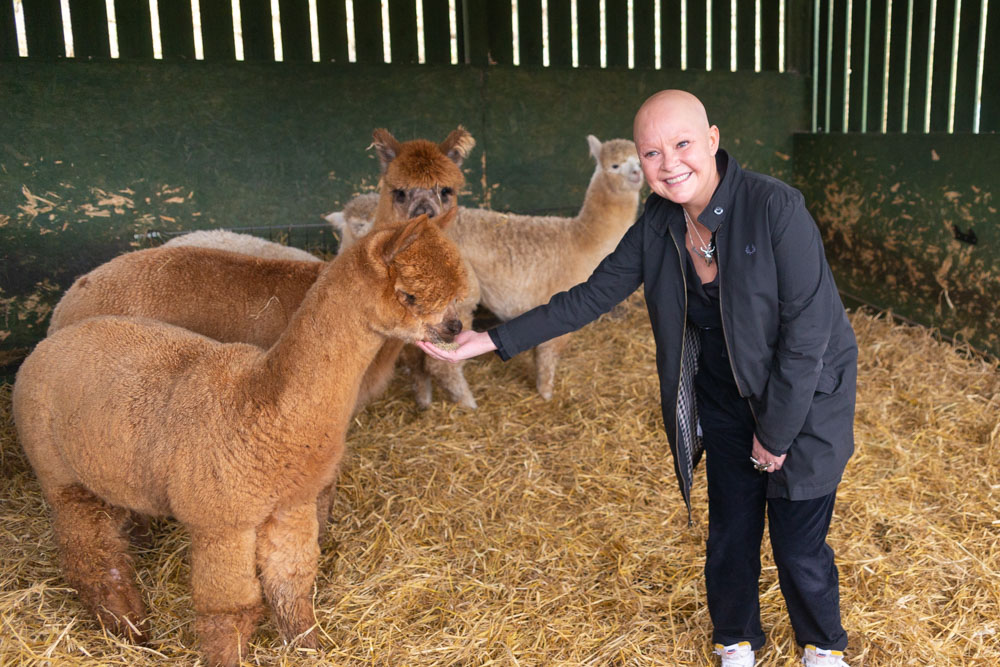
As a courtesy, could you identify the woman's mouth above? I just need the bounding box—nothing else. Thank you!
[665,172,692,185]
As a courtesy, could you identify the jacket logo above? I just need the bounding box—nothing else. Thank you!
[745,243,756,255]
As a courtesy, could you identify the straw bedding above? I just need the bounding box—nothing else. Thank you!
[1,293,998,666]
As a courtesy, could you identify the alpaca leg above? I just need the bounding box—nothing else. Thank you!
[425,356,477,409]
[533,334,571,400]
[49,484,149,642]
[399,345,434,409]
[190,528,263,667]
[256,502,321,648]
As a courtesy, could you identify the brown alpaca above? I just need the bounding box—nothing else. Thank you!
[13,213,468,667]
[368,127,482,410]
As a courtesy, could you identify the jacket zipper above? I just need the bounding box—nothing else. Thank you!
[716,237,759,428]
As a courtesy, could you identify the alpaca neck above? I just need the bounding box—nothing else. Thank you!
[574,174,639,247]
[254,249,387,432]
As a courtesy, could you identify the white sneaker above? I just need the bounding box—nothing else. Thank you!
[802,644,849,666]
[714,641,755,667]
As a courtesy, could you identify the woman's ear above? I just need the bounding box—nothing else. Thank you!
[708,125,721,155]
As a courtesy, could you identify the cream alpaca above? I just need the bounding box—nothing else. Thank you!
[163,229,322,262]
[448,135,643,399]
[14,213,468,667]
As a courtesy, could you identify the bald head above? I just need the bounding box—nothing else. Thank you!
[633,90,711,139]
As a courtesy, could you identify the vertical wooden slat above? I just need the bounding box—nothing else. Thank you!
[158,0,195,59]
[633,0,655,68]
[547,0,573,67]
[825,0,848,131]
[389,0,419,63]
[926,0,952,130]
[981,0,999,131]
[686,0,707,69]
[200,1,236,61]
[485,0,513,65]
[605,0,627,67]
[0,0,18,59]
[22,0,65,58]
[317,0,349,62]
[239,0,275,61]
[278,0,312,61]
[354,0,384,62]
[518,0,543,65]
[761,0,780,70]
[113,0,152,59]
[660,0,682,69]
[864,0,888,132]
[421,0,452,64]
[576,0,601,67]
[710,0,730,70]
[736,0,755,70]
[884,0,909,131]
[950,0,979,132]
[68,0,110,59]
[907,0,936,132]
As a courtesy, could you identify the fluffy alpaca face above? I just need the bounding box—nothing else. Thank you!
[591,137,644,194]
[371,127,475,224]
[370,212,469,344]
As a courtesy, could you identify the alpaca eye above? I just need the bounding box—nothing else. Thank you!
[440,187,453,200]
[611,164,620,169]
[393,189,407,203]
[402,292,416,305]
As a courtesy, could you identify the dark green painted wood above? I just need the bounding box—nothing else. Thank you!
[200,1,237,61]
[710,0,730,72]
[460,0,487,65]
[928,0,956,131]
[951,0,981,132]
[660,0,681,70]
[517,0,543,66]
[906,0,933,132]
[547,0,573,67]
[845,0,868,130]
[0,0,17,59]
[421,0,452,64]
[278,0,312,62]
[632,0,655,70]
[113,0,153,59]
[353,0,384,63]
[576,0,600,68]
[68,0,110,59]
[22,0,64,58]
[388,0,419,64]
[686,0,706,70]
[884,0,909,132]
[761,0,780,71]
[736,0,755,72]
[158,0,195,60]
[316,0,349,63]
[239,0,275,61]
[794,133,1000,357]
[785,0,813,75]
[984,0,1000,132]
[605,0,627,68]
[863,0,889,132]
[485,0,513,65]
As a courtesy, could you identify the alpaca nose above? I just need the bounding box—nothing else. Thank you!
[444,319,463,336]
[410,200,439,218]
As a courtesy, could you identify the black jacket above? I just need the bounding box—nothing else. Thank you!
[489,151,857,511]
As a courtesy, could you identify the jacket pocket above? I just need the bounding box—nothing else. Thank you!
[815,368,839,394]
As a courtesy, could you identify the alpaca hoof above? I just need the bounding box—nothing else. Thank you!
[537,388,553,401]
[458,395,478,410]
[196,605,261,667]
[81,569,149,643]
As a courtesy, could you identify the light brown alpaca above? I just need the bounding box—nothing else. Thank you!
[13,213,468,667]
[368,127,482,410]
[448,136,643,398]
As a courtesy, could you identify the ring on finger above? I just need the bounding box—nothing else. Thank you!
[749,455,773,472]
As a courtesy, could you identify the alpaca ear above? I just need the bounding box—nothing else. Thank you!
[439,126,476,167]
[587,135,603,162]
[381,214,430,265]
[325,210,345,231]
[431,206,459,231]
[371,128,402,173]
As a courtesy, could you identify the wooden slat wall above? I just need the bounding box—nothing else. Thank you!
[3,0,995,132]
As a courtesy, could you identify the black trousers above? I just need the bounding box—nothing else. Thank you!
[700,401,848,652]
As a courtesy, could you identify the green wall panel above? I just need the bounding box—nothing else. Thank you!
[1,61,808,365]
[794,133,999,357]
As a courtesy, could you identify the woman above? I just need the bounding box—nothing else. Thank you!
[419,90,856,667]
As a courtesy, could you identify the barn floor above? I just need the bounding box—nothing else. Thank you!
[1,293,998,666]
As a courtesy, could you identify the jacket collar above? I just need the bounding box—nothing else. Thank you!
[648,149,740,238]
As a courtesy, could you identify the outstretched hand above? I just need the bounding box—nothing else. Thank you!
[417,330,497,363]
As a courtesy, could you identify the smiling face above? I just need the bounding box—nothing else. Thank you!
[632,90,721,215]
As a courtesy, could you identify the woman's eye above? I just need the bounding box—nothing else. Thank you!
[677,140,689,149]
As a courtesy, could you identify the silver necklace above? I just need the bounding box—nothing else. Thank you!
[684,209,716,265]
